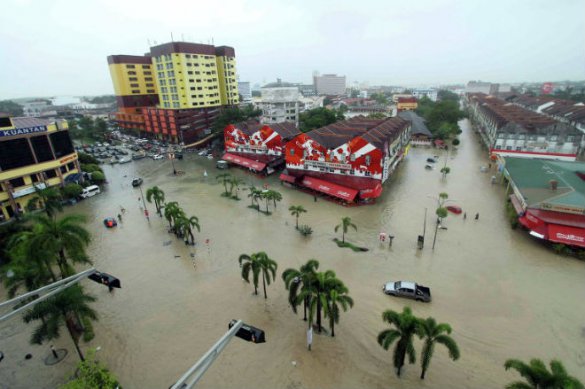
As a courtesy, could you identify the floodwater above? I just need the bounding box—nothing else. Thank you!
[2,119,585,389]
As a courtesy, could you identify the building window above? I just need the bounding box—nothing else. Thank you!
[145,77,153,81]
[164,102,170,108]
[160,79,166,86]
[147,89,155,93]
[158,72,164,79]
[506,146,512,150]
[142,64,149,69]
[31,135,54,162]
[167,71,175,77]
[129,77,138,81]
[189,79,194,83]
[163,95,169,101]
[190,87,195,90]
[0,138,36,170]
[31,173,40,183]
[127,71,136,75]
[60,166,67,174]
[49,131,74,158]
[144,71,152,75]
[44,169,57,179]
[130,83,139,87]
[67,162,75,170]
[173,102,180,108]
[126,64,135,69]
[9,177,26,188]
[132,90,140,94]
[172,94,178,100]
[516,147,522,151]
[146,83,153,87]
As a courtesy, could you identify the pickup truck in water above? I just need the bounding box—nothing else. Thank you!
[382,281,431,302]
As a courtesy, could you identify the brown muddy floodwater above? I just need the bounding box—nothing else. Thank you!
[2,119,585,389]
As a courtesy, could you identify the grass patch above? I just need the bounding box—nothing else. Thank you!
[333,238,369,252]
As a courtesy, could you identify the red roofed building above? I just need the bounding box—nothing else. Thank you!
[397,97,418,112]
[281,117,411,204]
[223,120,300,174]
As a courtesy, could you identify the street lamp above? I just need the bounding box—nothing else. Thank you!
[426,193,454,250]
[168,145,177,175]
[170,319,265,389]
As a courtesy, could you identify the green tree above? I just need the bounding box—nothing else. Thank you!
[368,112,387,119]
[77,152,99,165]
[146,186,165,216]
[377,306,419,377]
[60,348,120,389]
[299,270,339,333]
[94,118,109,141]
[247,186,259,208]
[335,216,357,243]
[23,215,91,278]
[62,183,83,199]
[432,192,449,250]
[323,281,354,337]
[299,107,340,132]
[176,215,200,245]
[504,359,584,389]
[350,89,359,98]
[90,171,105,185]
[282,259,320,321]
[270,189,282,208]
[163,201,182,233]
[437,90,460,102]
[238,252,278,299]
[440,166,451,179]
[289,205,307,229]
[370,93,389,105]
[77,117,94,139]
[0,100,24,116]
[229,176,244,199]
[26,186,63,219]
[417,317,460,379]
[216,173,232,196]
[211,105,261,134]
[23,285,98,361]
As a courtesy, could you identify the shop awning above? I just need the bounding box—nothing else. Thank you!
[222,153,266,171]
[279,173,296,184]
[360,183,383,199]
[548,224,585,248]
[301,177,358,202]
[509,194,524,215]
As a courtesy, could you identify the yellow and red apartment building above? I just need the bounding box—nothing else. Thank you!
[0,114,80,221]
[108,42,239,144]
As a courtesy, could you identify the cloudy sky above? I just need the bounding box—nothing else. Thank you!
[1,0,583,99]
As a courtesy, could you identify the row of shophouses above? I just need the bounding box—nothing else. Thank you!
[466,93,585,249]
[222,116,413,204]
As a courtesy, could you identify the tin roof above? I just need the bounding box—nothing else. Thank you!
[11,117,51,129]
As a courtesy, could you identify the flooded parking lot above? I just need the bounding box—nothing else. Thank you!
[2,119,585,388]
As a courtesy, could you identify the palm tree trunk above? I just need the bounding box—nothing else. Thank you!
[296,216,299,229]
[189,230,194,245]
[265,199,269,213]
[58,250,69,277]
[262,272,267,299]
[420,368,426,379]
[303,297,307,321]
[342,231,345,243]
[43,259,58,282]
[65,315,84,361]
[331,317,335,337]
[317,295,322,332]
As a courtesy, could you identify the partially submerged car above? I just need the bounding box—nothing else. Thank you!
[382,281,431,302]
[131,177,143,187]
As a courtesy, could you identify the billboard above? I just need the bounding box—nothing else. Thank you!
[541,82,554,95]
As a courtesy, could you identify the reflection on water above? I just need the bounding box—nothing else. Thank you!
[2,119,585,389]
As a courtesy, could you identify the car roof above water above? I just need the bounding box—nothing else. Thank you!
[397,281,416,289]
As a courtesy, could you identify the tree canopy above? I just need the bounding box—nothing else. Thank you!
[211,104,262,133]
[415,94,465,139]
[299,107,343,132]
[0,100,24,116]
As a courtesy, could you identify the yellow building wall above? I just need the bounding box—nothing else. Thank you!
[109,63,158,96]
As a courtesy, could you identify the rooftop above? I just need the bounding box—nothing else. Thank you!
[11,117,51,129]
[504,157,585,213]
[398,111,432,137]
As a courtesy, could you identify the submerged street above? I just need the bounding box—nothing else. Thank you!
[2,119,585,389]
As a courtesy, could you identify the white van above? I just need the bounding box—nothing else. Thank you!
[80,185,101,199]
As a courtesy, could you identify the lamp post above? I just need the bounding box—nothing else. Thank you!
[168,145,177,175]
[427,193,453,250]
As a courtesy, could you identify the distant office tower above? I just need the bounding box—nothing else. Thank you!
[313,74,346,96]
[238,81,251,101]
[107,42,239,144]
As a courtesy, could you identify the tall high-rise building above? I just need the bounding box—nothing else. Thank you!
[313,74,346,96]
[108,42,239,144]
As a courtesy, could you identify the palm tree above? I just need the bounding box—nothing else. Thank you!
[163,201,181,232]
[238,252,278,298]
[323,282,354,337]
[23,285,98,361]
[262,190,272,213]
[25,215,91,278]
[216,173,232,196]
[417,317,460,379]
[299,270,338,333]
[504,359,584,389]
[289,205,307,229]
[282,259,319,321]
[377,306,419,377]
[26,186,63,219]
[146,186,165,216]
[335,216,357,243]
[229,177,244,199]
[270,189,283,208]
[177,215,200,245]
[253,189,263,212]
[247,186,258,208]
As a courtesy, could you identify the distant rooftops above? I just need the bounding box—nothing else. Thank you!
[233,120,300,140]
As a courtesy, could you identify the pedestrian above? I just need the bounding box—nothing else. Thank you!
[50,345,58,359]
[314,195,317,202]
[488,163,492,169]
[463,212,467,220]
[117,213,122,222]
[475,212,479,220]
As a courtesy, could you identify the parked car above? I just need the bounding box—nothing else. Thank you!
[426,157,437,163]
[216,160,229,169]
[153,154,164,160]
[103,218,117,228]
[446,205,462,214]
[382,281,431,302]
[131,177,143,187]
[119,157,131,164]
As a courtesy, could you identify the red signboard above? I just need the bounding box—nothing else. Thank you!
[548,224,585,248]
[302,177,358,201]
[541,82,553,95]
[222,153,266,171]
